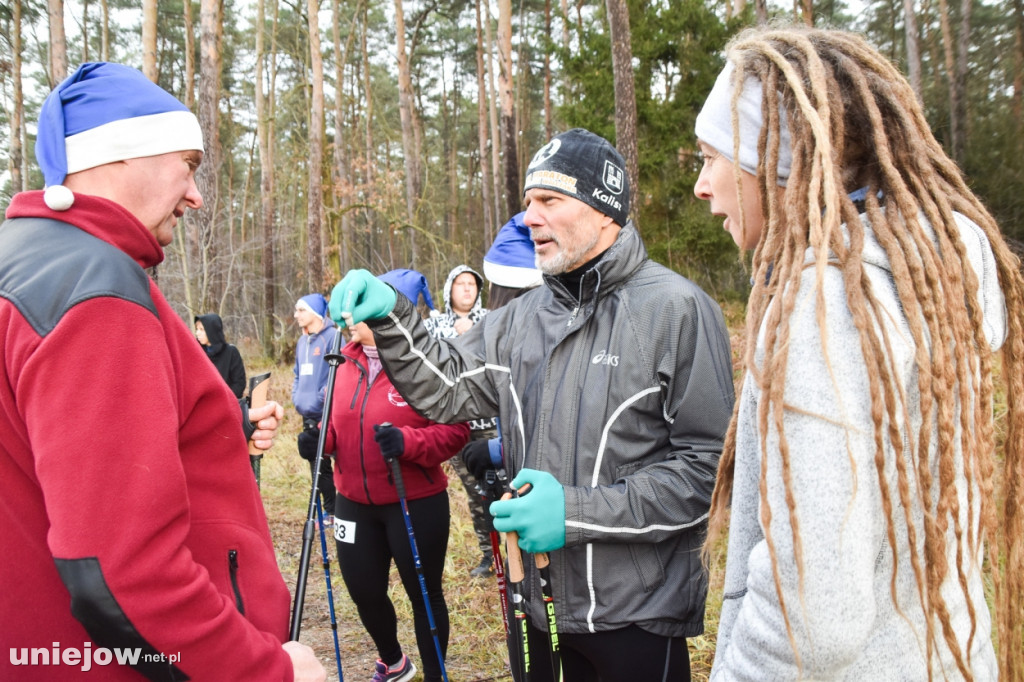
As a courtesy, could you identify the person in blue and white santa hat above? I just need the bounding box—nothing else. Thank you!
[482,211,543,309]
[0,62,325,681]
[377,268,437,319]
[35,63,200,214]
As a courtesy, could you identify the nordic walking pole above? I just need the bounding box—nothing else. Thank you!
[247,371,271,488]
[535,551,561,681]
[378,421,450,682]
[489,527,510,634]
[504,516,532,682]
[315,492,345,681]
[290,332,344,641]
[483,469,511,636]
[509,480,561,681]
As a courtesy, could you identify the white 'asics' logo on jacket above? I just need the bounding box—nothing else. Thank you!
[592,350,619,366]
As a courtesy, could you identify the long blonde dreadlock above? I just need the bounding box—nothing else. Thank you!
[704,25,1024,681]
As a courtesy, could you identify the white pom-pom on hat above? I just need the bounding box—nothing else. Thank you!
[44,185,75,211]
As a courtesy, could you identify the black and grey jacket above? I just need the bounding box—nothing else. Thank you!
[369,222,735,637]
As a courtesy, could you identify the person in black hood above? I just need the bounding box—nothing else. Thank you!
[195,313,247,398]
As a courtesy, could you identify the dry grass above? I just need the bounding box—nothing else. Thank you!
[253,365,725,681]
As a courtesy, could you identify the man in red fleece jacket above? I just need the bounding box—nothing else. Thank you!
[0,63,324,681]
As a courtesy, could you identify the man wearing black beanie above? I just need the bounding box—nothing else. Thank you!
[516,128,633,311]
[330,128,735,681]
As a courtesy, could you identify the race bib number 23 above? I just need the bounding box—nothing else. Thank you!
[334,518,356,544]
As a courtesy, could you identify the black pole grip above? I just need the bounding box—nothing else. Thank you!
[379,422,408,499]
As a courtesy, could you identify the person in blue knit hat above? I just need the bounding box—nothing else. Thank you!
[378,268,437,316]
[292,293,340,527]
[0,62,324,681]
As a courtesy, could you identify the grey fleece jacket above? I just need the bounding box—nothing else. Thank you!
[369,222,735,637]
[712,211,1005,681]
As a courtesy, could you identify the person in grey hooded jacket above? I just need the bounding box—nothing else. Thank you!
[423,265,488,339]
[694,26,1024,682]
[423,264,499,578]
[329,128,735,681]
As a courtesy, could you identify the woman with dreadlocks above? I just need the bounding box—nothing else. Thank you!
[693,25,1024,681]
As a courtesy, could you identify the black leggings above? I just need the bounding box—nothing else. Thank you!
[334,492,450,681]
[507,620,691,682]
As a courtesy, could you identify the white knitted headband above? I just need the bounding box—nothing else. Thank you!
[695,60,793,186]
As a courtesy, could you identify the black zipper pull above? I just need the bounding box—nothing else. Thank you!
[228,550,245,614]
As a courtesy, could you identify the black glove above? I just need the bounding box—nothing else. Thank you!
[461,438,497,480]
[297,429,318,462]
[374,424,405,461]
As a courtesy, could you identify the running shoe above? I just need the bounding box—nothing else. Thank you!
[371,655,416,682]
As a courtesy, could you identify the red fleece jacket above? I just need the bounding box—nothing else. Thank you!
[324,341,469,505]
[0,192,293,681]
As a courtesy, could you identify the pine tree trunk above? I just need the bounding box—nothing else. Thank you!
[954,0,972,163]
[544,0,553,139]
[497,0,520,218]
[394,0,420,266]
[361,0,377,265]
[560,0,570,50]
[183,0,195,107]
[904,0,923,100]
[100,0,109,61]
[605,0,639,223]
[332,0,356,275]
[937,0,964,164]
[47,0,67,86]
[256,0,277,354]
[195,0,224,313]
[475,0,495,245]
[142,0,157,80]
[729,0,742,22]
[1014,0,1024,131]
[11,0,25,194]
[81,0,90,62]
[307,0,326,290]
[485,1,503,225]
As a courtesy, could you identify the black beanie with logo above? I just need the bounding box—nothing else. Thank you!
[522,128,630,227]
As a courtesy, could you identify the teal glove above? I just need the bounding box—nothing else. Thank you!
[328,269,397,328]
[490,468,566,553]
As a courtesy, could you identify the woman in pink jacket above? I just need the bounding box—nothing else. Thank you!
[323,314,469,682]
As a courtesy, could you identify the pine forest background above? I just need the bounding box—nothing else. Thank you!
[3,0,1024,356]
